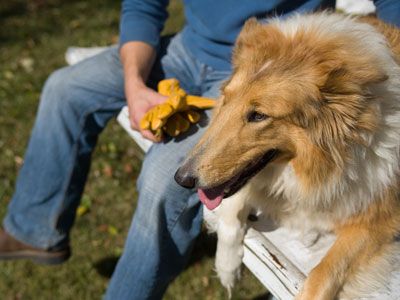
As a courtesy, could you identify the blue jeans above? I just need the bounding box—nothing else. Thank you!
[3,34,230,299]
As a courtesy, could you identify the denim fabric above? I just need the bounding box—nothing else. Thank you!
[4,34,230,299]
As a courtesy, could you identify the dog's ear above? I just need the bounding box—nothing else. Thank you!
[243,17,259,30]
[346,64,388,86]
[319,50,388,93]
[236,18,260,46]
[233,19,284,67]
[320,64,388,99]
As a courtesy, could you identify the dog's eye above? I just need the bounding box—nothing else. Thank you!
[247,111,268,123]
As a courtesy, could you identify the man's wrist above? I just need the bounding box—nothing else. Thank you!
[126,75,147,90]
[120,41,156,84]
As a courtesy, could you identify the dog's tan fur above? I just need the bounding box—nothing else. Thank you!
[180,13,400,299]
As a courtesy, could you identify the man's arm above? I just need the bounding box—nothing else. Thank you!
[120,42,167,141]
[119,0,169,141]
[373,0,400,28]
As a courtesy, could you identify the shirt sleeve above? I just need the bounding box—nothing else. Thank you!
[119,0,170,49]
[373,0,400,28]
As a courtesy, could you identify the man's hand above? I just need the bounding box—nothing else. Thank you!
[120,41,166,142]
[125,80,167,141]
[140,79,216,138]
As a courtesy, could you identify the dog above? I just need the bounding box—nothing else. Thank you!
[175,12,400,299]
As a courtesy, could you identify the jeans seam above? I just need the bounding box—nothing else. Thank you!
[163,33,209,94]
[169,196,190,235]
[49,96,124,247]
[146,197,190,298]
[160,54,201,95]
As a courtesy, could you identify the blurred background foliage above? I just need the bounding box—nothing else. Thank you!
[0,0,267,299]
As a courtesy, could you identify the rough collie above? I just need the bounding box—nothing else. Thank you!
[175,13,400,299]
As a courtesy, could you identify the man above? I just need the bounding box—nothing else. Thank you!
[1,0,399,299]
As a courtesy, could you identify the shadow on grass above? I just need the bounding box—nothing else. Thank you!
[0,1,26,19]
[252,293,273,300]
[93,231,271,299]
[94,230,217,278]
[94,256,120,278]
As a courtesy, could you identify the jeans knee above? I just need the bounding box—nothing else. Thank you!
[137,154,191,210]
[137,163,178,202]
[40,67,81,116]
[43,67,72,98]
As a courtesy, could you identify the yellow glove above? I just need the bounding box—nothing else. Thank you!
[140,78,216,138]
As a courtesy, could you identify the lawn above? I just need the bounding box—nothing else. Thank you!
[0,1,267,299]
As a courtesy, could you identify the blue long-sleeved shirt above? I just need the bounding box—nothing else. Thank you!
[120,0,400,71]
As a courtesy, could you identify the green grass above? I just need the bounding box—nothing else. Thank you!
[0,1,267,299]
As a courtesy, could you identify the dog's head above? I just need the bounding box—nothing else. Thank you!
[175,14,389,210]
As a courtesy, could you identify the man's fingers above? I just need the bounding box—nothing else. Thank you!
[128,116,161,142]
[141,129,161,142]
[130,117,139,131]
[139,110,152,130]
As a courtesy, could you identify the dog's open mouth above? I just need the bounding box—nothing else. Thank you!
[197,149,278,210]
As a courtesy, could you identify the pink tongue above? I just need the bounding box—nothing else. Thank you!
[197,188,224,210]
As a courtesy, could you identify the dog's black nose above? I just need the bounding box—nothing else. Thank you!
[174,166,197,189]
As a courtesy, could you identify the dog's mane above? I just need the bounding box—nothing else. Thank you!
[261,13,400,223]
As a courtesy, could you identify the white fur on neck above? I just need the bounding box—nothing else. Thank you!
[256,13,400,229]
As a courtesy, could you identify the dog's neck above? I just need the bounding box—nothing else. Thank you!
[282,80,400,221]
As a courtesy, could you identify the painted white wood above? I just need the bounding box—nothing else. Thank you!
[116,106,153,152]
[243,243,295,300]
[65,46,109,66]
[336,0,375,14]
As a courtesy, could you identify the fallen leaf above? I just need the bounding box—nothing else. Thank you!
[76,205,89,217]
[81,195,92,208]
[76,195,92,217]
[97,224,108,232]
[91,240,101,247]
[69,19,81,29]
[202,276,209,287]
[4,71,14,80]
[14,156,23,166]
[108,142,117,153]
[19,58,34,72]
[107,225,118,236]
[123,163,132,174]
[114,247,123,256]
[103,164,113,177]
